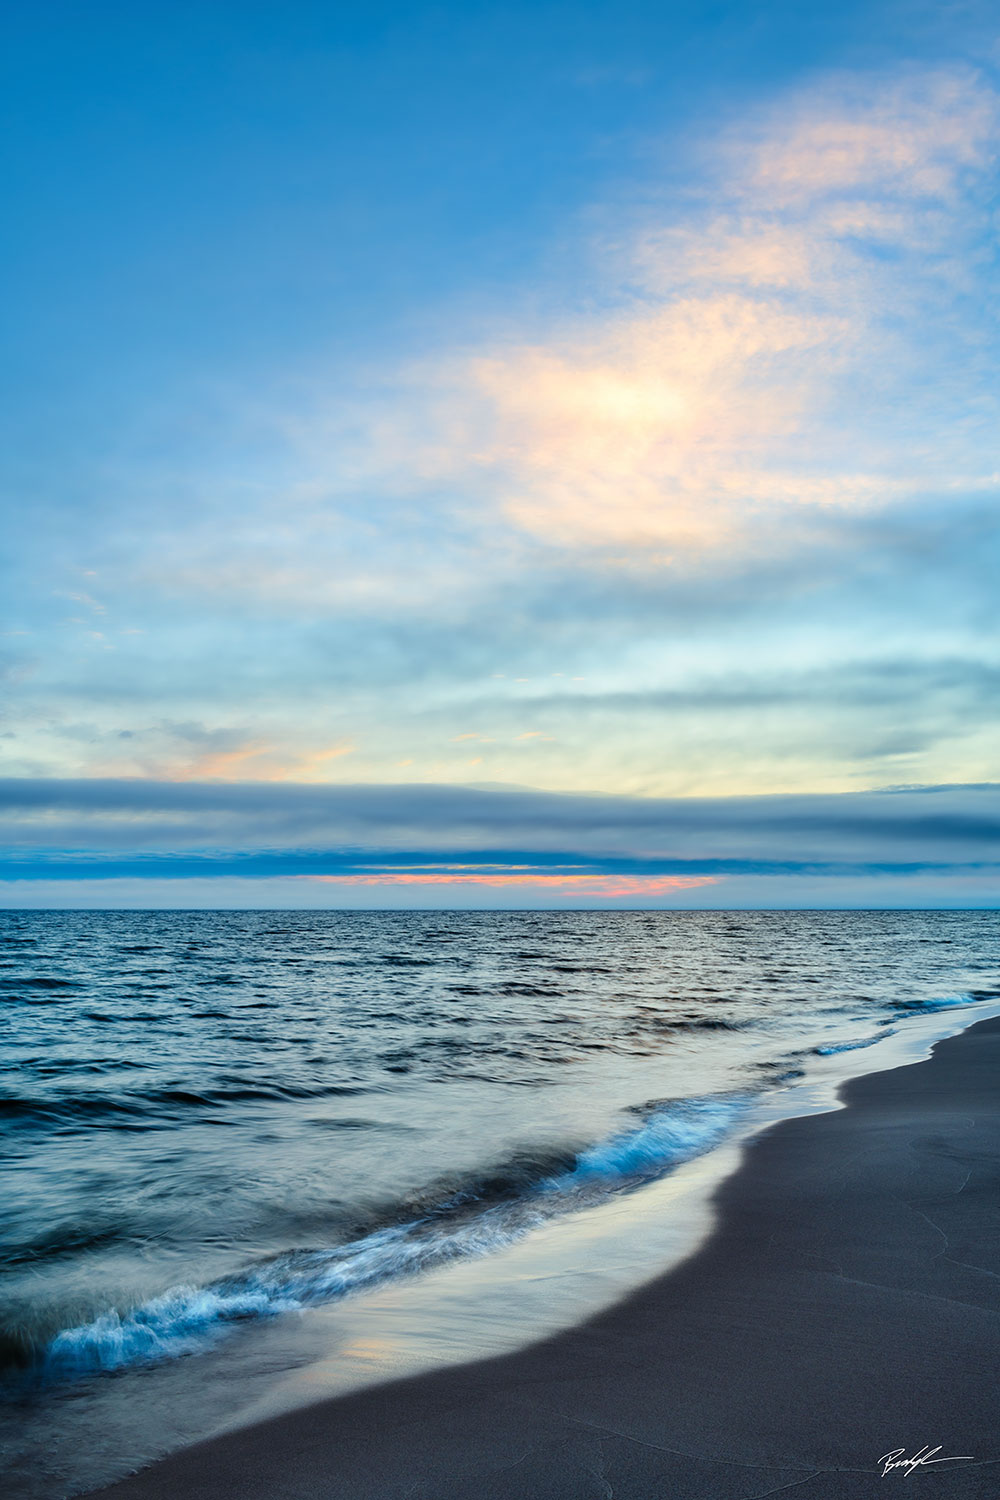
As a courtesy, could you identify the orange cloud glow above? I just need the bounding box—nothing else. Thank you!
[403,69,999,555]
[166,742,355,783]
[170,745,272,781]
[307,872,719,897]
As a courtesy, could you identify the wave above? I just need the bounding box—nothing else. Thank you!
[812,1030,894,1056]
[805,990,979,1054]
[0,1080,374,1134]
[888,993,975,1014]
[557,1095,745,1184]
[666,1017,743,1032]
[29,1093,749,1381]
[0,975,79,990]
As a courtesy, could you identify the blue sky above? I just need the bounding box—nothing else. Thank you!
[2,0,998,907]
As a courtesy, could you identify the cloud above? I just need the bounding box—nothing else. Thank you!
[167,741,356,783]
[380,67,1000,554]
[306,872,717,897]
[61,721,359,784]
[735,69,995,205]
[57,64,998,629]
[1,868,996,910]
[1,779,998,883]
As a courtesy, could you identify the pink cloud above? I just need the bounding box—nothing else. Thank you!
[307,871,719,897]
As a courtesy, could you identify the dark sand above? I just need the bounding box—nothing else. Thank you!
[94,1017,1000,1500]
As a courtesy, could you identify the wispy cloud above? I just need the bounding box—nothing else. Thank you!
[414,68,999,553]
[68,66,1000,614]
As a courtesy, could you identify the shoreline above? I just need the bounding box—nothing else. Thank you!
[90,1014,1000,1500]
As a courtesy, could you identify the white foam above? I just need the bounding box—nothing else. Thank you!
[814,1031,893,1056]
[41,1093,749,1378]
[894,992,975,1013]
[554,1096,748,1185]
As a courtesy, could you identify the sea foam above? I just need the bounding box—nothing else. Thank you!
[42,1092,749,1379]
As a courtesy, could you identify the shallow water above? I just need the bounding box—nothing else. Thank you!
[1,909,998,1496]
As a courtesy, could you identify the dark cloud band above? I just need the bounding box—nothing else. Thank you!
[1,779,997,880]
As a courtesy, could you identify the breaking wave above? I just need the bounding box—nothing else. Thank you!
[889,993,976,1014]
[34,1093,749,1380]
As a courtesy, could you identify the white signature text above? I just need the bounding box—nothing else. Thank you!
[878,1445,974,1478]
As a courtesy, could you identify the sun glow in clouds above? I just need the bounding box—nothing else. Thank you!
[384,68,999,556]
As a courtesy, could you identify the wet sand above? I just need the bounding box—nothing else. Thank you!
[92,1016,1000,1499]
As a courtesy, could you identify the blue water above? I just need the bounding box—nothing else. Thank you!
[1,909,998,1496]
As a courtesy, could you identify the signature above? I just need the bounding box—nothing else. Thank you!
[878,1446,974,1478]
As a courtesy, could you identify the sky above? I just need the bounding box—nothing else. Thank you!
[1,0,998,908]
